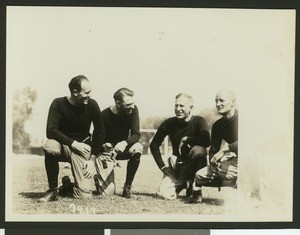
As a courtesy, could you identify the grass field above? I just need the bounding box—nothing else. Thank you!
[11,154,239,216]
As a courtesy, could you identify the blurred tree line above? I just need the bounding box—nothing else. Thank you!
[13,87,37,153]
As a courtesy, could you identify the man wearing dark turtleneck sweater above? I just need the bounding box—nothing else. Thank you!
[189,89,238,203]
[39,75,105,202]
[101,88,143,198]
[150,93,210,200]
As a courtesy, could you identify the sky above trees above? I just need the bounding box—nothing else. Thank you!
[7,7,295,151]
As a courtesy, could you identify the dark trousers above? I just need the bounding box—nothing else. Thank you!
[178,145,207,183]
[114,142,143,186]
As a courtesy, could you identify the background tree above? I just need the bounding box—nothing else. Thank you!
[12,87,37,153]
[198,107,221,132]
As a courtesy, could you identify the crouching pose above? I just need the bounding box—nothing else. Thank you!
[54,143,117,199]
[39,75,106,202]
[101,88,143,198]
[150,93,210,200]
[189,89,238,203]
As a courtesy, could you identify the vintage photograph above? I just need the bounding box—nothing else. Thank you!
[5,7,295,222]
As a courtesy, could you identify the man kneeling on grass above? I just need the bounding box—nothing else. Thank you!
[150,93,210,200]
[188,89,238,203]
[39,75,115,202]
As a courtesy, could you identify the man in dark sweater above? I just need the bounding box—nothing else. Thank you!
[39,75,105,202]
[150,93,210,200]
[101,88,143,198]
[189,89,238,203]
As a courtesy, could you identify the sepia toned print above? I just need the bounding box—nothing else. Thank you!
[6,7,295,222]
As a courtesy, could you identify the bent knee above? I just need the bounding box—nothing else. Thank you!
[129,142,143,156]
[195,167,210,180]
[43,139,62,156]
[189,146,207,158]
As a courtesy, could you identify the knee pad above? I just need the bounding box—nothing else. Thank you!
[43,139,62,156]
[129,142,143,156]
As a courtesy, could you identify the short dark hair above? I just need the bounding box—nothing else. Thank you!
[68,75,89,93]
[113,88,134,102]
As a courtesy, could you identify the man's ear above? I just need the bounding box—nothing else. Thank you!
[73,89,78,96]
[116,100,121,108]
[190,105,194,110]
[231,99,236,107]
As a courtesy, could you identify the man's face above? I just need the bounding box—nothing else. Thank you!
[215,91,235,115]
[117,95,135,114]
[174,97,193,120]
[75,80,92,105]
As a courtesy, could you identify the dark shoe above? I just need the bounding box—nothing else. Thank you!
[38,189,59,202]
[175,182,186,196]
[122,184,133,198]
[187,190,202,204]
[58,176,74,197]
[186,181,193,197]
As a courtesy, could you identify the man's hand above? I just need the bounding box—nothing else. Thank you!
[210,142,230,166]
[161,166,174,176]
[72,141,91,155]
[102,143,114,156]
[82,159,95,179]
[178,136,188,155]
[210,151,224,166]
[114,141,128,153]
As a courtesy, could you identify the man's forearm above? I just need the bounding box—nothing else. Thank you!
[228,141,238,154]
[126,132,140,145]
[150,143,165,169]
[47,128,74,146]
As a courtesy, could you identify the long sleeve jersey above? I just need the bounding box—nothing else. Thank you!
[150,116,211,169]
[209,110,238,157]
[46,97,105,155]
[101,105,140,146]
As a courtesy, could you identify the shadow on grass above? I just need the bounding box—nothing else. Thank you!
[179,196,224,206]
[132,192,157,198]
[19,192,45,199]
[203,198,224,205]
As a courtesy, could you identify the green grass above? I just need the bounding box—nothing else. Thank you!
[12,154,237,215]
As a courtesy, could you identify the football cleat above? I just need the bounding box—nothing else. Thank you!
[122,184,134,198]
[38,189,59,203]
[187,190,203,204]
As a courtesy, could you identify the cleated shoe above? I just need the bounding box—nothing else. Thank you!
[38,189,59,203]
[187,190,203,204]
[122,184,134,198]
[186,181,193,197]
[175,183,186,196]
